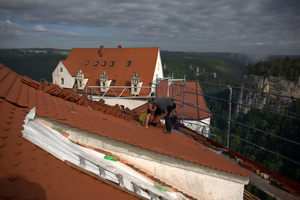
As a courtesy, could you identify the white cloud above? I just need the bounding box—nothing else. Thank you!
[33,25,46,31]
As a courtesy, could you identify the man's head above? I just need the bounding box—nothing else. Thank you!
[170,101,176,110]
[148,102,157,113]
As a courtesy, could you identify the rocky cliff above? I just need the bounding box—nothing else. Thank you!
[233,74,300,118]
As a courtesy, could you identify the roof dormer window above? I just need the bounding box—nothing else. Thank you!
[126,61,131,67]
[99,70,112,93]
[131,72,142,95]
[102,61,106,66]
[100,71,107,83]
[131,72,139,85]
[85,60,89,65]
[110,61,115,67]
[94,61,99,66]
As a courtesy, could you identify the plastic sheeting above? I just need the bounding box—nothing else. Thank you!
[22,107,186,200]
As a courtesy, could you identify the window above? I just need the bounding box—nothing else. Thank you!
[60,67,63,72]
[85,60,89,65]
[102,61,107,66]
[61,78,64,85]
[126,61,131,67]
[110,80,116,86]
[94,61,99,66]
[120,105,125,110]
[110,61,115,67]
[134,85,137,92]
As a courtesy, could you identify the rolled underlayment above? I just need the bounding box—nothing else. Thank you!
[22,107,188,200]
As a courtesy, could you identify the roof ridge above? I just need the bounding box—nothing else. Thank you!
[26,78,139,122]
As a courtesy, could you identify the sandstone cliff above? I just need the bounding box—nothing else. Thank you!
[233,74,300,118]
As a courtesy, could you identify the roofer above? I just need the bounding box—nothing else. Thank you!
[145,97,176,134]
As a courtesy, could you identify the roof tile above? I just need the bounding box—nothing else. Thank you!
[0,178,16,198]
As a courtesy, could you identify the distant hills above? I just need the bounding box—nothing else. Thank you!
[0,48,299,85]
[161,51,300,85]
[0,49,68,82]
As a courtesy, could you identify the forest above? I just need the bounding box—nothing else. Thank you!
[244,56,300,83]
[161,51,249,85]
[0,49,68,82]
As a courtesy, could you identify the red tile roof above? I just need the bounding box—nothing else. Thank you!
[0,63,252,199]
[0,63,251,177]
[0,93,139,200]
[60,47,160,94]
[156,80,212,120]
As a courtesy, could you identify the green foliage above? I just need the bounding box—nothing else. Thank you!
[0,49,68,82]
[244,57,300,83]
[161,51,248,85]
[230,100,300,183]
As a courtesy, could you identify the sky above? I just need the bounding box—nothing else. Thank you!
[0,0,300,55]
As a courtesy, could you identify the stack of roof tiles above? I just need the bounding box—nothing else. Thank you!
[22,76,135,122]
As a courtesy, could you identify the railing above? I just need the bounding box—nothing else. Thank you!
[74,83,156,100]
[156,79,300,185]
[89,86,155,99]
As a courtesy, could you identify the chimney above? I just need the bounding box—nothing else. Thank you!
[117,45,122,48]
[98,45,104,57]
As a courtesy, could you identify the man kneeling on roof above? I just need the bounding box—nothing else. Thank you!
[145,97,176,134]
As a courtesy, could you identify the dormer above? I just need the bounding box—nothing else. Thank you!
[99,71,112,93]
[76,69,85,90]
[131,72,143,95]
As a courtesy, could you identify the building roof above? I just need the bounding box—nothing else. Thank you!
[0,64,252,198]
[155,80,212,120]
[0,67,139,200]
[61,46,160,93]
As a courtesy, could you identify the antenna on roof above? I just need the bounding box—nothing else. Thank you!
[98,45,104,57]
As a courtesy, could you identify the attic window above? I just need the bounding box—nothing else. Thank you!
[110,61,115,67]
[110,80,116,86]
[126,61,131,67]
[94,61,99,66]
[60,67,63,72]
[85,60,89,65]
[102,61,107,66]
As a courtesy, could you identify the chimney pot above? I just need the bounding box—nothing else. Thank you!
[98,45,104,57]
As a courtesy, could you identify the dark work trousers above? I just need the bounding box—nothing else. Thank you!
[154,105,173,132]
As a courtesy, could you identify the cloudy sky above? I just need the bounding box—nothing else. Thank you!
[0,0,299,55]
